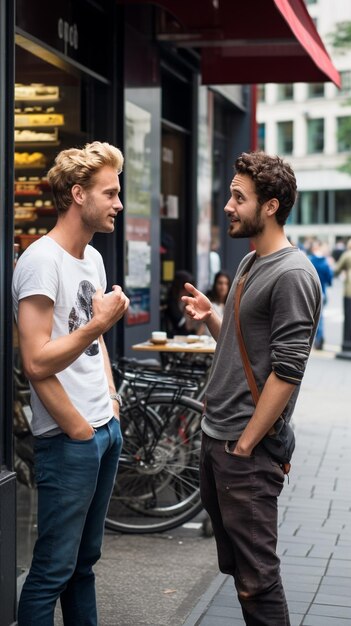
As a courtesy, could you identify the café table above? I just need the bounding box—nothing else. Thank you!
[131,336,216,354]
[131,335,215,401]
[131,336,216,389]
[131,335,215,536]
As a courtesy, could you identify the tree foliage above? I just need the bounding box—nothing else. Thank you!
[329,21,351,174]
[329,21,351,51]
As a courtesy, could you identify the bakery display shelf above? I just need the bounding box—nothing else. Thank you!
[14,216,38,224]
[36,207,56,216]
[15,125,63,131]
[15,190,43,196]
[15,234,43,250]
[15,164,46,170]
[15,85,60,102]
[15,117,64,128]
[15,141,60,148]
[15,180,52,192]
[15,95,61,103]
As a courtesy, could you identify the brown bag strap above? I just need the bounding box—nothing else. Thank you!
[234,272,260,406]
[233,266,293,474]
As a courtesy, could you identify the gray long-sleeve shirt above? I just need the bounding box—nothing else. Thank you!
[202,247,321,441]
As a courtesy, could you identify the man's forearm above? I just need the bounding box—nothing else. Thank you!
[206,309,222,341]
[21,316,104,381]
[235,371,295,455]
[100,336,120,418]
[31,375,94,438]
[100,337,115,392]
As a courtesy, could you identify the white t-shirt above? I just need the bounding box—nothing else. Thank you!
[12,236,114,436]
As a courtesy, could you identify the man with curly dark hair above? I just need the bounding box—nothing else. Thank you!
[182,151,321,625]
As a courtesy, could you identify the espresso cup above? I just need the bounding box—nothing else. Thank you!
[151,331,167,341]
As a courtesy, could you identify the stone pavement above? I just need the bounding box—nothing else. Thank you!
[182,350,351,626]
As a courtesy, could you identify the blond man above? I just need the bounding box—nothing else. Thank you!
[13,142,129,625]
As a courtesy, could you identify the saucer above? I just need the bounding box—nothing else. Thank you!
[186,335,199,344]
[150,337,168,345]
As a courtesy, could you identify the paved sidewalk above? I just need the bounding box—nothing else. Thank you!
[183,351,351,626]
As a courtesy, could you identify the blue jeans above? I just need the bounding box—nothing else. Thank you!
[315,295,326,344]
[18,417,122,626]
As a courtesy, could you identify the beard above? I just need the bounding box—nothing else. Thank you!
[228,203,265,239]
[81,196,113,233]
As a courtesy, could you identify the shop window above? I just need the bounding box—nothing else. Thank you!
[322,190,329,223]
[257,84,266,103]
[14,46,87,255]
[337,116,351,152]
[286,203,298,225]
[300,191,319,224]
[308,83,324,98]
[307,118,324,153]
[161,70,192,131]
[160,127,188,289]
[335,190,351,224]
[14,42,92,577]
[124,100,152,327]
[257,123,265,151]
[277,121,293,155]
[339,71,351,96]
[277,84,294,101]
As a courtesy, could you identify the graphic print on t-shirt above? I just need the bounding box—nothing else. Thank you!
[68,280,99,356]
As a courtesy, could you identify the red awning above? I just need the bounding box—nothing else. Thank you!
[119,0,340,87]
[273,0,341,86]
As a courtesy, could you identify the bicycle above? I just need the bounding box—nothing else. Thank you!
[105,358,206,534]
[13,354,210,534]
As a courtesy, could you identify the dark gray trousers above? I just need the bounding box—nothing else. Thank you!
[200,432,290,626]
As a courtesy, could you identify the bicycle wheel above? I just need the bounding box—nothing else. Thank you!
[105,393,204,533]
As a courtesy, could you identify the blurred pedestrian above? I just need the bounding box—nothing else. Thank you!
[308,241,333,350]
[182,151,321,626]
[163,270,204,337]
[13,141,129,625]
[209,225,221,285]
[332,239,346,263]
[334,238,351,353]
[206,270,231,318]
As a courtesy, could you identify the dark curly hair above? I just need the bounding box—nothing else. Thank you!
[234,152,297,226]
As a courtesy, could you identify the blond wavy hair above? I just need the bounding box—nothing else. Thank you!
[47,141,124,214]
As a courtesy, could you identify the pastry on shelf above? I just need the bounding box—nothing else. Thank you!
[15,175,50,191]
[15,152,47,167]
[38,177,51,191]
[14,205,38,222]
[17,233,43,250]
[15,113,64,127]
[23,106,43,114]
[15,128,59,143]
[15,178,42,194]
[33,198,55,215]
[15,84,60,101]
[16,105,57,114]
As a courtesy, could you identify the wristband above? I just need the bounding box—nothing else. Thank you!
[110,393,123,407]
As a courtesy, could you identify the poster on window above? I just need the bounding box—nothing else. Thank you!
[124,100,152,324]
[125,217,151,325]
[197,87,212,292]
[125,101,152,216]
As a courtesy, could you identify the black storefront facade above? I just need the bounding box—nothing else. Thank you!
[0,0,339,622]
